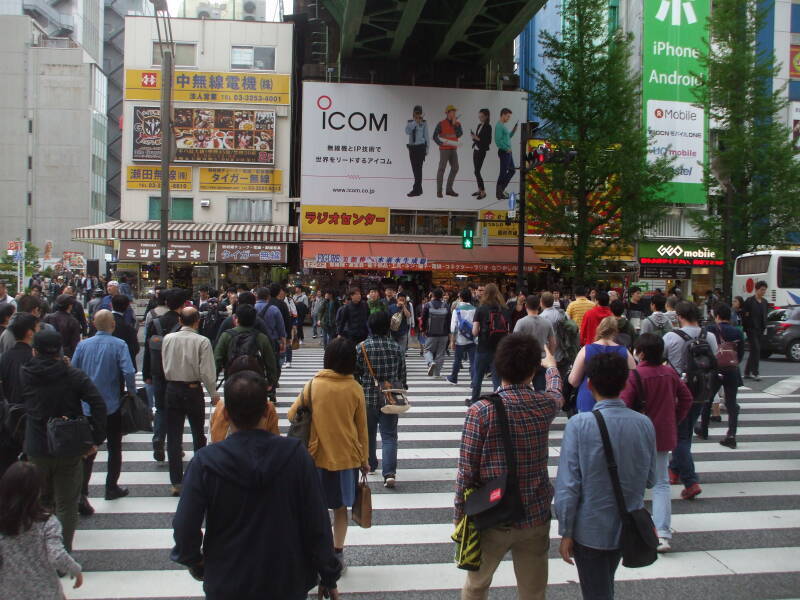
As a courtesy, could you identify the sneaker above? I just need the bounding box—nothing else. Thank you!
[753,375,761,382]
[669,468,680,485]
[78,495,95,516]
[285,362,291,368]
[299,340,304,345]
[681,483,702,500]
[427,363,436,377]
[445,376,458,385]
[694,425,708,440]
[719,436,737,449]
[657,538,671,553]
[384,475,396,489]
[171,485,181,497]
[710,415,722,422]
[153,440,165,462]
[104,487,130,501]
[312,335,317,339]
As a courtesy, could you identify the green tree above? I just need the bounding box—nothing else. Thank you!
[528,0,674,285]
[0,243,40,294]
[692,0,800,292]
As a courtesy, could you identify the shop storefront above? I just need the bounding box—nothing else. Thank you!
[636,241,724,298]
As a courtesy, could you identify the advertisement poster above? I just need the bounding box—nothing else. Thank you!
[133,106,275,165]
[199,168,282,192]
[793,102,800,149]
[791,46,800,80]
[642,0,710,205]
[125,70,291,105]
[302,205,390,235]
[127,166,192,190]
[217,243,286,263]
[301,82,528,210]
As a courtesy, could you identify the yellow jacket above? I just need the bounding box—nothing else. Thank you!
[288,369,369,471]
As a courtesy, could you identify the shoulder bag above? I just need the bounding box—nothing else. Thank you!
[360,343,410,415]
[463,394,525,530]
[119,389,154,435]
[287,380,312,446]
[714,327,739,370]
[47,415,94,458]
[592,409,658,568]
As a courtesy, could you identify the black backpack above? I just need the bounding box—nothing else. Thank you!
[0,399,26,451]
[148,319,181,365]
[200,305,226,341]
[486,308,509,350]
[225,330,264,377]
[674,328,718,404]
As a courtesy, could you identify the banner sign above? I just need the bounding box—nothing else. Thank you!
[133,106,275,165]
[302,205,389,235]
[301,82,528,210]
[119,241,209,262]
[127,166,193,190]
[642,0,710,205]
[791,46,800,79]
[478,209,537,238]
[638,241,723,266]
[217,243,286,263]
[199,168,282,192]
[125,70,291,105]
[303,255,536,272]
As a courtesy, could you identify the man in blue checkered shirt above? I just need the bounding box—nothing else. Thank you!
[355,311,407,489]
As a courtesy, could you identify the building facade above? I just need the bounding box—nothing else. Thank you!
[0,15,107,273]
[74,16,297,296]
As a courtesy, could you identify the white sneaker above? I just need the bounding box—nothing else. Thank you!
[657,538,671,553]
[384,476,396,488]
[285,362,291,368]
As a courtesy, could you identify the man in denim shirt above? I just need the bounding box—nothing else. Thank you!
[555,352,656,600]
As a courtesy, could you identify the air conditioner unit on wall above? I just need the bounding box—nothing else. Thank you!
[241,0,266,21]
[200,199,211,208]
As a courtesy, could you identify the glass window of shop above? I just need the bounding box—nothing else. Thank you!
[152,42,197,67]
[149,197,194,221]
[227,198,272,223]
[231,46,276,71]
[390,210,477,236]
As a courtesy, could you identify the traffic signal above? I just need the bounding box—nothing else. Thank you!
[462,228,474,249]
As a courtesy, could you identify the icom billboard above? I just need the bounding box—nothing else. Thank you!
[643,0,710,205]
[301,82,528,210]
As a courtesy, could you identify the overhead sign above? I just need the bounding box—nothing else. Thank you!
[642,0,710,205]
[127,166,193,190]
[119,241,210,262]
[478,209,536,238]
[199,168,282,192]
[641,265,692,279]
[638,241,723,266]
[217,243,286,263]
[125,70,291,104]
[301,81,528,210]
[303,255,537,272]
[133,106,275,165]
[302,205,390,235]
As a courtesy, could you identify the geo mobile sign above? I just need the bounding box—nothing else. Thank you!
[643,0,710,205]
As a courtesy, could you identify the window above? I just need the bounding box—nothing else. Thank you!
[231,46,276,71]
[149,197,193,221]
[152,42,197,67]
[450,212,477,237]
[778,257,800,289]
[227,198,272,223]
[735,254,771,275]
[390,209,478,236]
[416,212,449,236]
[390,211,415,235]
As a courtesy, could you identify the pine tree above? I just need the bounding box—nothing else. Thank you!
[692,0,800,292]
[529,0,674,285]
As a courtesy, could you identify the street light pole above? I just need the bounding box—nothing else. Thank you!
[159,49,173,287]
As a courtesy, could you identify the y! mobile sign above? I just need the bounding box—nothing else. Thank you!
[301,82,528,210]
[643,0,710,205]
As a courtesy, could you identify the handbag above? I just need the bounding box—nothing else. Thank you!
[714,327,739,369]
[351,472,372,528]
[451,488,481,571]
[592,410,658,568]
[463,394,525,531]
[46,415,94,458]
[360,343,410,415]
[287,380,312,446]
[119,390,154,435]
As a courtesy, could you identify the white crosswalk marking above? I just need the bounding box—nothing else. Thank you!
[65,345,800,599]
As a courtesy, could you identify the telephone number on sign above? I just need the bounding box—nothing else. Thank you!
[226,94,284,103]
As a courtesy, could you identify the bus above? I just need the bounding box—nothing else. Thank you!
[733,250,800,307]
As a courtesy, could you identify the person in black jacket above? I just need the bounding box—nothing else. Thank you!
[213,292,270,346]
[111,294,140,367]
[21,329,107,552]
[62,285,88,336]
[0,313,36,475]
[171,371,341,599]
[42,295,82,358]
[742,281,769,381]
[337,288,369,344]
[268,283,293,367]
[470,108,492,199]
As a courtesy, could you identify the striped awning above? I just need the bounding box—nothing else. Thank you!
[72,221,298,244]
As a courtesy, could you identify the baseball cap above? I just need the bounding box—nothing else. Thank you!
[33,329,63,355]
[445,104,457,112]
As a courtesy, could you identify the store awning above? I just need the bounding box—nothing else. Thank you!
[72,221,298,244]
[302,241,543,273]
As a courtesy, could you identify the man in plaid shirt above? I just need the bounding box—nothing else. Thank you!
[355,311,407,488]
[455,333,562,599]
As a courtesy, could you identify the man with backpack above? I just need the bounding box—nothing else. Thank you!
[215,304,278,395]
[162,308,220,497]
[640,294,674,338]
[663,301,718,501]
[469,283,509,406]
[421,288,451,377]
[143,289,184,462]
[446,288,476,385]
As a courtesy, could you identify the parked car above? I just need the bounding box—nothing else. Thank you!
[762,305,800,362]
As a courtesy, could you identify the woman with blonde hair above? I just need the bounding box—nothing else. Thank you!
[568,316,636,412]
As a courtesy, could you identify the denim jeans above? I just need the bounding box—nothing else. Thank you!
[367,406,398,478]
[150,377,167,444]
[471,350,500,402]
[450,343,475,383]
[573,543,622,600]
[497,149,515,192]
[392,331,409,355]
[424,336,448,375]
[652,451,671,538]
[670,402,704,487]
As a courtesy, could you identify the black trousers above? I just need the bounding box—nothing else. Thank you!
[408,144,426,192]
[82,410,122,494]
[166,381,207,485]
[744,329,761,376]
[701,369,741,437]
[473,149,487,191]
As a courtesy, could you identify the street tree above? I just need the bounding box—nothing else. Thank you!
[528,0,674,285]
[692,0,800,292]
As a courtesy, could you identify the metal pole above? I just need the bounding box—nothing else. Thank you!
[517,123,528,293]
[159,49,173,287]
[17,239,23,294]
